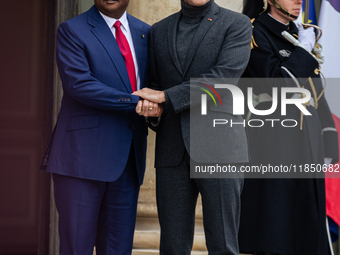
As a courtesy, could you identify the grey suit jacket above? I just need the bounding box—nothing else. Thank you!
[149,3,252,168]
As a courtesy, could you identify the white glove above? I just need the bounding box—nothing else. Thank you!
[295,22,316,52]
[282,31,322,64]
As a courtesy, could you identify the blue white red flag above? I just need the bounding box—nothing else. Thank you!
[318,0,340,243]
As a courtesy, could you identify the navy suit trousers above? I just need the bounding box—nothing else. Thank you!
[53,145,139,255]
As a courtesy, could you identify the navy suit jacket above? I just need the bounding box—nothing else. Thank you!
[41,6,150,184]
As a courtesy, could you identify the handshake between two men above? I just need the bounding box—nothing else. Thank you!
[133,88,165,117]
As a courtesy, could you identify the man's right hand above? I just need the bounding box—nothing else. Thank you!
[136,99,163,117]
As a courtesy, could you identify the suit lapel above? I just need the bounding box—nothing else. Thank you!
[168,12,183,76]
[128,14,146,89]
[87,6,132,93]
[182,3,219,77]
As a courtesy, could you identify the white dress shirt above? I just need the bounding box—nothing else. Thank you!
[99,11,140,90]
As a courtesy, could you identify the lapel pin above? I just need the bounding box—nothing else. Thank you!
[142,35,145,39]
[208,18,212,21]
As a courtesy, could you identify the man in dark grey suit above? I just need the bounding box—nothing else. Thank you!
[134,0,252,254]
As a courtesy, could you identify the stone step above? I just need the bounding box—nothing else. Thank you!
[133,217,207,251]
[97,248,250,255]
[132,249,208,255]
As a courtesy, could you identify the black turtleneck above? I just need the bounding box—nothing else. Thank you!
[177,0,214,69]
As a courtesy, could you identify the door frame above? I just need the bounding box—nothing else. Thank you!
[40,0,81,254]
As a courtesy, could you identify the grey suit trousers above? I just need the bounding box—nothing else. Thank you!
[156,151,244,255]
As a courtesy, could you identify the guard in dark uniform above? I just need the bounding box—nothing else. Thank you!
[239,0,339,254]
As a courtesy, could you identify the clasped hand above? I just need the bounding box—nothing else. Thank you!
[133,88,166,117]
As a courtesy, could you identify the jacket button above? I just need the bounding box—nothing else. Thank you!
[127,98,131,102]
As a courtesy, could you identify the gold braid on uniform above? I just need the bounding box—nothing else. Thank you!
[302,23,323,42]
[300,22,325,126]
[300,74,326,130]
[302,23,324,61]
[307,71,326,110]
[305,23,326,110]
[308,78,319,109]
[250,18,258,49]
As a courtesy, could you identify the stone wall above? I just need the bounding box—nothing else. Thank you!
[127,0,242,25]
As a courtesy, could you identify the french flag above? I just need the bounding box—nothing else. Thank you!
[325,115,340,242]
[319,0,340,243]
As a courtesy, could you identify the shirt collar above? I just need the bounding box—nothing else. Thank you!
[99,11,129,31]
[267,13,289,26]
[257,13,299,39]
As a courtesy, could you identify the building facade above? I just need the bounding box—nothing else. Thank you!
[1,0,336,255]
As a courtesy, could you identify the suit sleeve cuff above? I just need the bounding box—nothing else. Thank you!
[162,90,176,113]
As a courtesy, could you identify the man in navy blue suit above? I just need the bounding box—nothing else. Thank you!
[40,0,158,254]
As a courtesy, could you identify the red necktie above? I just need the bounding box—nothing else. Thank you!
[113,21,137,92]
